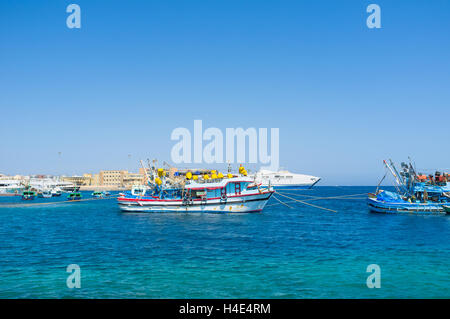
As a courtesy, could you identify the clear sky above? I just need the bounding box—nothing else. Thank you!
[1,0,449,185]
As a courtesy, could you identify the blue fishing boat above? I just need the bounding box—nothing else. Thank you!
[367,159,450,215]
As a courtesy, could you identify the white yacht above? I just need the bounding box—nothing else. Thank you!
[29,178,78,193]
[253,169,321,189]
[0,180,24,196]
[51,188,63,197]
[53,181,79,192]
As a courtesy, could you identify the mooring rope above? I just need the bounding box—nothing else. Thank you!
[276,191,368,202]
[267,196,366,208]
[275,191,338,213]
[304,193,368,202]
[271,194,294,209]
[0,195,119,208]
[273,191,323,199]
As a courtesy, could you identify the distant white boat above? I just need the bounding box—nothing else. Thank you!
[51,187,63,197]
[253,169,321,189]
[0,180,24,195]
[55,181,79,192]
[29,178,79,192]
[38,189,52,198]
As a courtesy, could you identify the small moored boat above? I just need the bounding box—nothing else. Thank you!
[51,188,62,197]
[67,192,82,201]
[38,190,52,198]
[443,205,450,215]
[22,191,36,200]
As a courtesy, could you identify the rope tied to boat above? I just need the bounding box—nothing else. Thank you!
[274,191,338,213]
[0,195,119,208]
[275,191,368,202]
[271,194,294,209]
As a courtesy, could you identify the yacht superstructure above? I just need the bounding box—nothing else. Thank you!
[253,169,321,189]
[29,178,78,192]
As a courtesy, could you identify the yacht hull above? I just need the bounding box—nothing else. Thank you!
[269,180,321,190]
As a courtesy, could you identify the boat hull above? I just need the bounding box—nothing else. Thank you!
[118,192,273,213]
[367,197,446,215]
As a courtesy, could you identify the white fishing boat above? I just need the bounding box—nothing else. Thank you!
[51,187,63,197]
[38,189,52,198]
[118,162,273,213]
[252,169,321,189]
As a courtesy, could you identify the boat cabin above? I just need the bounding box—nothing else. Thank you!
[127,178,253,200]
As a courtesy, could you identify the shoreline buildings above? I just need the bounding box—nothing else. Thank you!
[0,170,146,191]
[61,170,146,190]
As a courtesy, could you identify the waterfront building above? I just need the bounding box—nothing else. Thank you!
[122,173,146,188]
[99,170,145,188]
[61,175,92,186]
[99,170,126,187]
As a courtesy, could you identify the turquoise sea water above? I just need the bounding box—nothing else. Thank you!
[0,187,448,298]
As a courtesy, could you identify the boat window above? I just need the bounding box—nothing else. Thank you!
[207,188,219,198]
[192,189,206,198]
[132,188,146,196]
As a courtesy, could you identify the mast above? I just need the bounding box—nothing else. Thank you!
[407,158,418,191]
[383,160,407,194]
[140,160,153,185]
[384,160,401,186]
[389,159,405,185]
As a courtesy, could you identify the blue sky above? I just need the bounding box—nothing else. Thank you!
[1,0,449,185]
